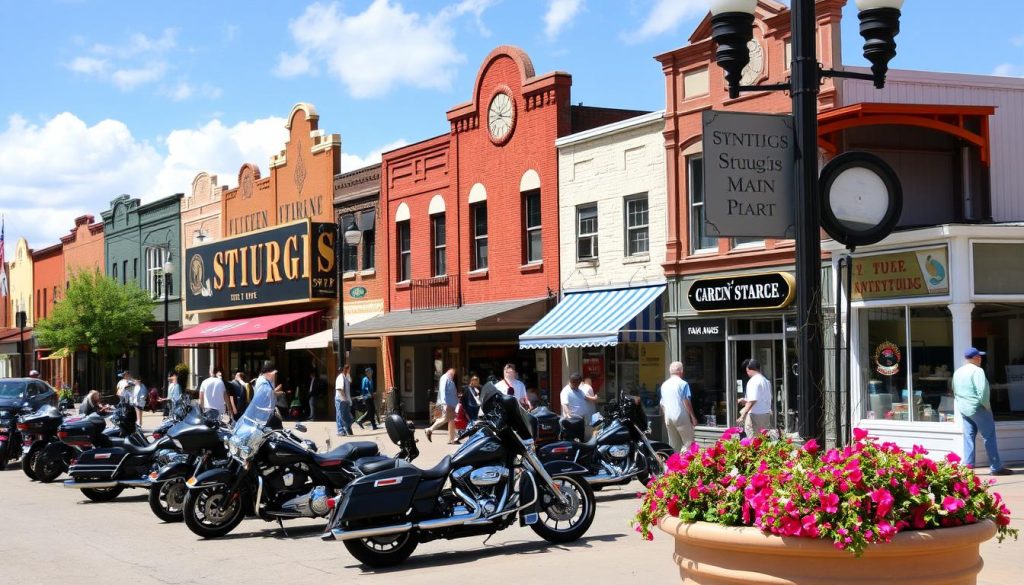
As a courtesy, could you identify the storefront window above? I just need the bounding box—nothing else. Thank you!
[860,306,953,423]
[972,304,1024,421]
[683,342,725,427]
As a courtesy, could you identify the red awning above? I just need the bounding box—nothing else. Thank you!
[0,327,32,344]
[156,310,323,347]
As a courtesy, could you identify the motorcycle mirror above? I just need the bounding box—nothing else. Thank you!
[590,412,604,427]
[294,423,307,433]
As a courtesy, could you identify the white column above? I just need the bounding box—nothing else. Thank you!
[948,302,974,459]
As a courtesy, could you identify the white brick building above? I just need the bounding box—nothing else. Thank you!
[520,111,669,410]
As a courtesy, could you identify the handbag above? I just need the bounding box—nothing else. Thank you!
[454,403,469,430]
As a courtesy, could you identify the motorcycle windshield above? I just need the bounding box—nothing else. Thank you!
[231,383,274,453]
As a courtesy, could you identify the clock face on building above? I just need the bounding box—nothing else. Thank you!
[487,90,516,145]
[740,39,764,86]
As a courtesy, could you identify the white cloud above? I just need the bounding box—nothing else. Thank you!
[91,29,178,59]
[112,62,168,90]
[992,63,1024,78]
[277,0,494,98]
[341,139,409,172]
[544,0,584,40]
[626,0,710,43]
[67,56,108,75]
[163,81,222,102]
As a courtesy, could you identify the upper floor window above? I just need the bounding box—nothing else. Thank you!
[396,220,411,282]
[341,213,359,273]
[523,190,542,264]
[431,213,446,277]
[625,195,649,257]
[145,246,169,299]
[687,155,718,253]
[471,203,488,271]
[576,204,598,261]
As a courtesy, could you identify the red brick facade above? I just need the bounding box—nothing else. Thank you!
[61,214,105,279]
[658,0,843,276]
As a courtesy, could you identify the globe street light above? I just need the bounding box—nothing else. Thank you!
[335,217,364,369]
[707,0,903,443]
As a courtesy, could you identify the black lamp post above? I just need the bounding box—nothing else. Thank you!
[708,0,902,443]
[335,218,363,369]
[16,310,26,377]
[162,256,173,394]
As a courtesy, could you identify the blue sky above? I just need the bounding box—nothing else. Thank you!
[1,0,1023,255]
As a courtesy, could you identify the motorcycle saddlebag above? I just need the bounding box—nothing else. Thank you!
[69,448,128,481]
[537,440,576,462]
[338,466,422,522]
[532,410,560,445]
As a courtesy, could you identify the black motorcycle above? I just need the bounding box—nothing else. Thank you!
[16,403,70,480]
[323,383,597,568]
[535,392,674,489]
[0,404,30,470]
[181,384,408,539]
[147,406,230,523]
[63,399,181,502]
[35,398,151,484]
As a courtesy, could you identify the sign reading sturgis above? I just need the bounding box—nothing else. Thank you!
[186,220,337,313]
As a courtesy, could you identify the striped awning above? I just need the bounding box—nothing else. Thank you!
[519,285,665,349]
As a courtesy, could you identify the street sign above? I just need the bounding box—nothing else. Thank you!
[702,110,795,238]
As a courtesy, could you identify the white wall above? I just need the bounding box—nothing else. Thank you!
[556,112,666,292]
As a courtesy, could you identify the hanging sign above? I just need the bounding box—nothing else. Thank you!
[701,110,796,238]
[185,220,337,313]
[688,272,795,312]
[851,246,948,301]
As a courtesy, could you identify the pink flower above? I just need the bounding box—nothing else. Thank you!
[689,487,701,500]
[665,453,686,473]
[945,452,962,464]
[819,493,840,514]
[870,487,895,519]
[942,496,964,513]
[803,439,820,454]
[666,495,681,517]
[800,514,820,537]
[721,427,741,440]
[852,427,869,442]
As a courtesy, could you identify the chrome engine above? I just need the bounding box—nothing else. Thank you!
[280,486,332,518]
[452,466,509,516]
[605,444,630,459]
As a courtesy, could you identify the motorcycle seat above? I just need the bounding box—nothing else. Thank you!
[119,438,163,455]
[356,457,413,475]
[313,441,381,467]
[420,455,452,480]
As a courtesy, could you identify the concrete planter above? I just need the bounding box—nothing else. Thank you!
[659,517,997,585]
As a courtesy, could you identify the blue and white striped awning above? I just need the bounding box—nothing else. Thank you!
[519,285,665,349]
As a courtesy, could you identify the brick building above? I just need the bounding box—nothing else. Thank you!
[58,214,105,392]
[347,46,645,418]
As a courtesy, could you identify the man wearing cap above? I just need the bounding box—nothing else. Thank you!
[737,358,773,437]
[953,348,1013,476]
[356,367,378,431]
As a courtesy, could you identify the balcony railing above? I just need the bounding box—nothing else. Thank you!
[410,275,461,312]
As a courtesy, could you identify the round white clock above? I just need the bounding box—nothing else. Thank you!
[487,90,516,145]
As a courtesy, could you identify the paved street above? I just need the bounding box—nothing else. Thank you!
[2,420,1021,584]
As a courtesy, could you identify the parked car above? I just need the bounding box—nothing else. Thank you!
[0,378,58,467]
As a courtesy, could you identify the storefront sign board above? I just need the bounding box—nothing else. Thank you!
[680,318,726,341]
[701,110,795,238]
[185,219,337,312]
[851,246,949,301]
[688,272,795,313]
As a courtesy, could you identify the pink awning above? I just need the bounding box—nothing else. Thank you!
[156,310,323,347]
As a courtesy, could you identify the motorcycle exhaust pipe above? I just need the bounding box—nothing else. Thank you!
[63,480,118,489]
[119,479,153,488]
[328,522,413,541]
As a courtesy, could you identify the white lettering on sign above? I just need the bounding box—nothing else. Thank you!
[686,326,720,336]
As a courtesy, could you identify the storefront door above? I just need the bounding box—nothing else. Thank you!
[729,319,797,433]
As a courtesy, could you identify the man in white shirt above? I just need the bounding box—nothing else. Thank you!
[334,365,354,436]
[660,361,698,452]
[199,367,230,419]
[426,367,458,444]
[561,373,598,439]
[115,371,131,398]
[737,358,773,437]
[494,363,531,410]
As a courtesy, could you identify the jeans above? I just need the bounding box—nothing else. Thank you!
[962,407,1003,472]
[336,399,353,435]
[356,395,377,429]
[308,395,316,420]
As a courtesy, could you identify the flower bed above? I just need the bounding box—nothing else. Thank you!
[634,428,1017,556]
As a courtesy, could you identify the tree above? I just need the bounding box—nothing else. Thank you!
[35,269,153,386]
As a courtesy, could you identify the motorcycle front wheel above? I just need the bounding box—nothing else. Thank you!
[33,450,66,483]
[182,485,246,538]
[81,487,125,502]
[149,478,187,523]
[530,475,596,544]
[343,530,419,567]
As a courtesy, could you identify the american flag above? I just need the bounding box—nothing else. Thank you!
[0,215,7,298]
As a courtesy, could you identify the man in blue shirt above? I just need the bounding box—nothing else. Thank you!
[952,348,1013,476]
[355,367,378,430]
[660,361,698,452]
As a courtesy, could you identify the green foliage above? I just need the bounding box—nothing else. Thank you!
[174,362,190,389]
[35,269,152,366]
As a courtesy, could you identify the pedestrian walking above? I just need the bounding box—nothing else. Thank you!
[355,367,378,430]
[660,361,697,452]
[334,365,354,436]
[159,371,183,410]
[495,363,531,410]
[307,370,325,421]
[228,371,250,421]
[199,367,231,420]
[426,367,457,443]
[253,361,277,419]
[953,348,1013,475]
[462,375,483,420]
[737,358,773,437]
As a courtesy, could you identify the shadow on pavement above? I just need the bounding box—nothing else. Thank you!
[76,493,149,505]
[350,532,629,573]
